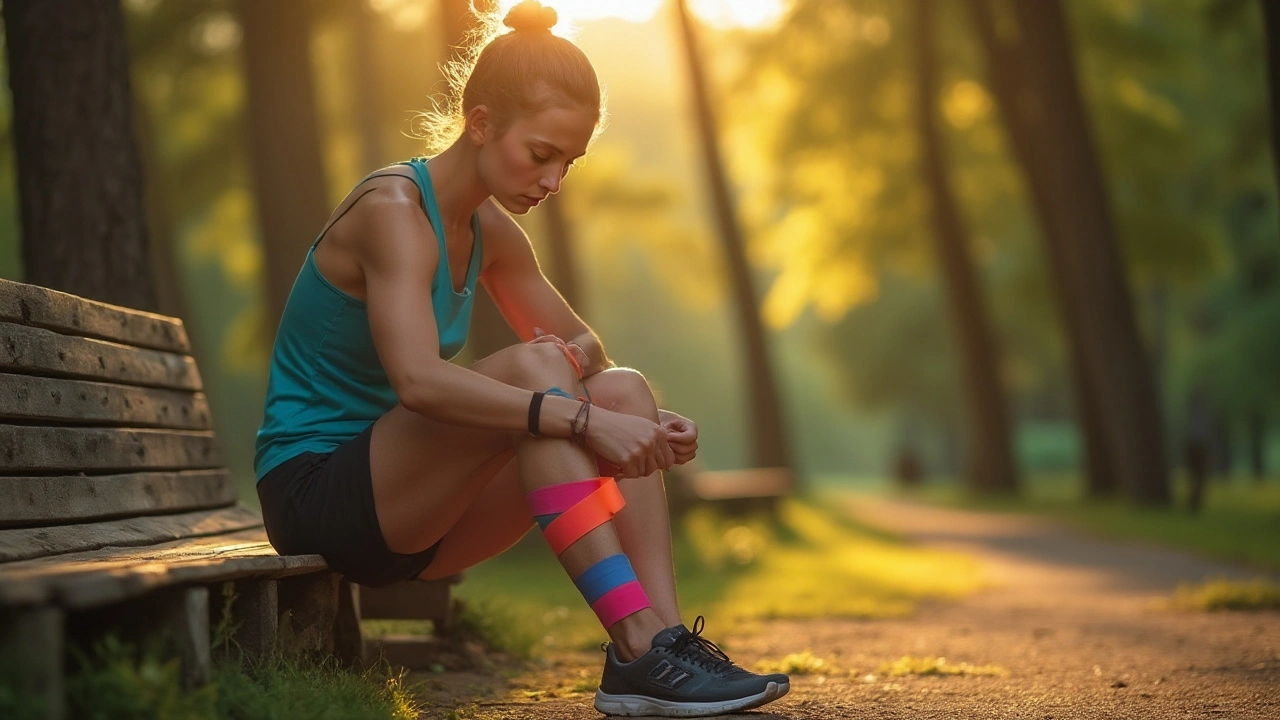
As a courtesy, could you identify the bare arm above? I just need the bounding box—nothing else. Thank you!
[360,190,582,437]
[480,204,614,378]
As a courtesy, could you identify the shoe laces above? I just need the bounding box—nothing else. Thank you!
[671,616,737,675]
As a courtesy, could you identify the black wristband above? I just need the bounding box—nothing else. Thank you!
[528,391,546,437]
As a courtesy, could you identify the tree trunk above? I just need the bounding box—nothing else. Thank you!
[1260,0,1280,209]
[3,0,156,310]
[674,0,792,471]
[238,0,331,333]
[349,0,386,171]
[966,0,1117,500]
[967,0,1169,505]
[915,0,1019,495]
[1247,409,1267,480]
[542,194,583,311]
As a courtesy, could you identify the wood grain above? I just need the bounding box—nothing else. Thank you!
[0,470,235,528]
[0,527,328,608]
[0,504,262,563]
[0,277,190,353]
[0,322,200,390]
[0,425,222,473]
[0,374,211,429]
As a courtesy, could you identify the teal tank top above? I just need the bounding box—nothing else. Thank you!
[254,159,482,480]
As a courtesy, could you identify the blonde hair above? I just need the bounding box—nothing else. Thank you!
[416,1,606,155]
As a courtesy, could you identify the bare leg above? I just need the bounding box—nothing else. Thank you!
[417,367,683,625]
[369,342,664,658]
[584,369,682,628]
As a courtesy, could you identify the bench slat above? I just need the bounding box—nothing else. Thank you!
[0,277,190,353]
[685,468,794,501]
[0,470,235,528]
[0,504,264,563]
[0,527,328,608]
[0,322,201,390]
[0,426,222,474]
[0,374,211,430]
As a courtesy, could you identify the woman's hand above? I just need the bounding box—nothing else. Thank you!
[530,327,588,380]
[657,409,699,465]
[585,406,675,479]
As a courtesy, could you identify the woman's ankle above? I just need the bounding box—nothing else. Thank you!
[609,608,668,662]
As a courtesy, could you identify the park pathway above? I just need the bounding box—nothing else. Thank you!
[417,494,1280,719]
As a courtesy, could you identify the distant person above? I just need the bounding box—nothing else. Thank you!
[252,1,789,716]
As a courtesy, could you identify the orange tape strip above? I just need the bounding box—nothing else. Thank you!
[543,478,625,556]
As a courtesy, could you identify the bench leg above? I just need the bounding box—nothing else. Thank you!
[2,605,65,719]
[277,572,339,656]
[232,579,278,664]
[332,580,363,668]
[157,587,211,689]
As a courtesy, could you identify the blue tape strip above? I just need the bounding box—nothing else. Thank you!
[545,386,574,399]
[574,554,638,606]
[535,513,558,530]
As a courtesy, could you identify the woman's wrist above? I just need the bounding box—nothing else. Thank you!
[537,394,584,439]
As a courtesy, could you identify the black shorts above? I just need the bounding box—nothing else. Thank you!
[256,425,440,587]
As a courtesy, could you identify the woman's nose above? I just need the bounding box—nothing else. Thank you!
[539,172,562,195]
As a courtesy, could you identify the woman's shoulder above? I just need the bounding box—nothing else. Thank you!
[353,165,422,208]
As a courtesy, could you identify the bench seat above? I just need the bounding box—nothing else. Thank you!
[0,521,327,609]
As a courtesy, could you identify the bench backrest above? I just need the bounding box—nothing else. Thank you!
[0,278,238,563]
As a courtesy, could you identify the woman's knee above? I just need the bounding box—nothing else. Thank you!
[588,367,658,417]
[477,342,578,391]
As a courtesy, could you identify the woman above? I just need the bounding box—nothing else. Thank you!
[253,2,789,716]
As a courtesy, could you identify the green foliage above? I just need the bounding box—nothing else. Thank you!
[0,650,49,720]
[54,631,418,720]
[211,658,419,720]
[754,650,832,675]
[451,598,542,660]
[875,655,1006,677]
[1171,578,1280,611]
[731,0,1280,475]
[65,636,218,720]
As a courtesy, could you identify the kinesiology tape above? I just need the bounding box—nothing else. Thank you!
[527,477,625,555]
[574,554,651,628]
[544,386,575,400]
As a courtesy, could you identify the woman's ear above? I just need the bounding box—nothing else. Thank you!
[465,105,491,146]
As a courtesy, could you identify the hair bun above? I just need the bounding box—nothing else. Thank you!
[503,0,557,34]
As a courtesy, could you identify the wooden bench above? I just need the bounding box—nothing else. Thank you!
[0,278,456,716]
[671,464,794,516]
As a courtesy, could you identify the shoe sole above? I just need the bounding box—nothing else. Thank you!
[593,680,790,717]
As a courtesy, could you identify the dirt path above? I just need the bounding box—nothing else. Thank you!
[415,495,1280,719]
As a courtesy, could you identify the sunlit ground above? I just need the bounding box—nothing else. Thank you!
[367,497,983,656]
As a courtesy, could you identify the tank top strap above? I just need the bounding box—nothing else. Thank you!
[400,157,483,296]
[404,158,445,243]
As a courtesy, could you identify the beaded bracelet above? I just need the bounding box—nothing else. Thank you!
[570,400,591,445]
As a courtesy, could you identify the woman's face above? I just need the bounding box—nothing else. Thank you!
[476,103,596,214]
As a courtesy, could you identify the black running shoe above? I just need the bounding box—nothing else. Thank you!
[594,616,790,717]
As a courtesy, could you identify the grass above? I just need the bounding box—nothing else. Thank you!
[754,651,832,675]
[452,497,984,656]
[895,474,1280,572]
[1169,578,1280,611]
[875,655,1007,678]
[56,635,421,720]
[0,582,421,720]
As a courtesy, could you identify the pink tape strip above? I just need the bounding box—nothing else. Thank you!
[590,580,651,628]
[528,478,601,517]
